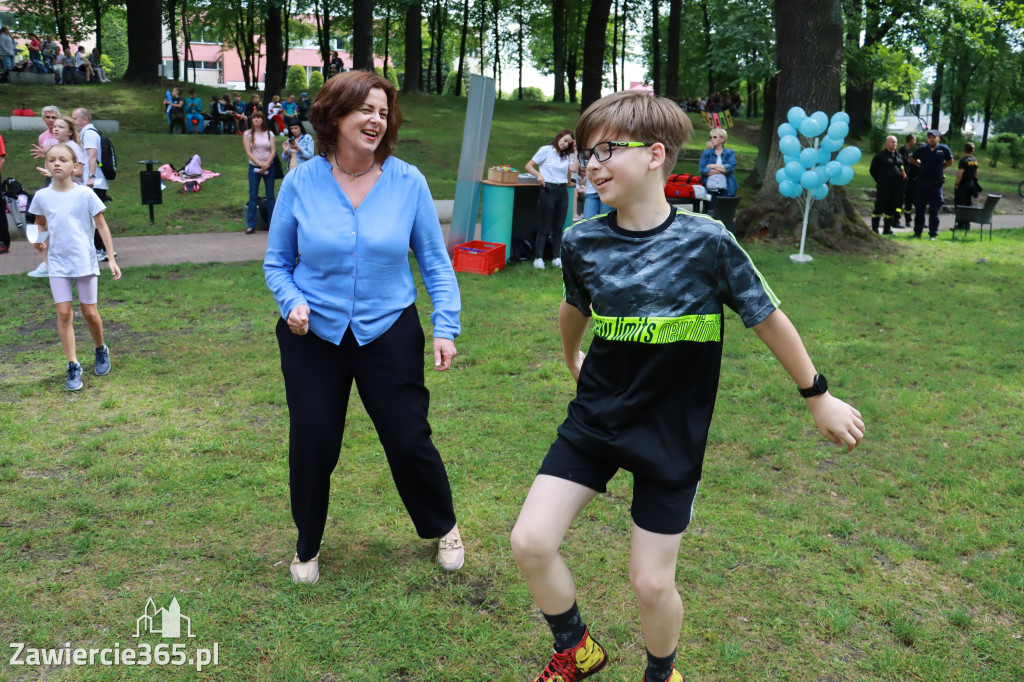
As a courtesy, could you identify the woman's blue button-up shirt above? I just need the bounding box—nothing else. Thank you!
[264,155,461,345]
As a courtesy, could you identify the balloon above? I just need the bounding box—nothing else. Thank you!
[775,167,789,185]
[785,160,804,180]
[800,170,823,189]
[817,148,832,166]
[798,117,822,138]
[811,111,829,129]
[783,155,800,167]
[821,136,845,152]
[779,135,802,157]
[787,106,807,127]
[811,184,830,200]
[830,111,850,125]
[779,180,802,198]
[837,146,862,166]
[827,122,849,140]
[777,123,797,138]
[799,147,819,168]
[832,165,855,186]
[825,160,843,178]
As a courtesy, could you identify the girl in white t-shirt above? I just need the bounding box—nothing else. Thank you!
[29,143,122,391]
[525,129,575,269]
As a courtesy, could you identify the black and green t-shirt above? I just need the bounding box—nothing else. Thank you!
[557,207,779,485]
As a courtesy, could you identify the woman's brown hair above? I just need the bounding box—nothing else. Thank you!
[309,70,402,163]
[548,129,574,160]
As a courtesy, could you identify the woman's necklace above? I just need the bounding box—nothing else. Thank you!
[334,151,375,180]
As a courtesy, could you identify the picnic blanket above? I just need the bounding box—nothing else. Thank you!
[159,164,221,184]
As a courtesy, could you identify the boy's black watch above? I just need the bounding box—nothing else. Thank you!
[798,373,828,398]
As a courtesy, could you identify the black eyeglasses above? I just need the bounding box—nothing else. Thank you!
[577,141,652,168]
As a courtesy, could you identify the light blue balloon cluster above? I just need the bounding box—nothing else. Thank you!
[774,107,861,201]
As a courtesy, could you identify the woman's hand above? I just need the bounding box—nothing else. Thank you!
[287,304,310,335]
[433,338,457,371]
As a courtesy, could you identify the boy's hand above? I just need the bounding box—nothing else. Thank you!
[806,394,864,452]
[566,350,585,382]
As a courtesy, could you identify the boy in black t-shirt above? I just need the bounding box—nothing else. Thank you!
[510,91,865,682]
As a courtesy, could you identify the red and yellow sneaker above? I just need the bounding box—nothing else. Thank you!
[533,629,608,681]
[642,668,684,682]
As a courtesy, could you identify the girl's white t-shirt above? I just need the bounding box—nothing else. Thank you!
[28,185,106,278]
[531,145,572,185]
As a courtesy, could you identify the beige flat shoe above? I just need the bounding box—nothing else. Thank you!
[437,525,465,572]
[290,552,320,584]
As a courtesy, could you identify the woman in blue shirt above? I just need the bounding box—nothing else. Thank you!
[280,121,314,171]
[264,71,465,584]
[698,127,738,213]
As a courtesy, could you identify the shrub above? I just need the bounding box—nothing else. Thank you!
[989,142,1005,167]
[100,54,115,78]
[375,66,399,90]
[867,125,888,153]
[511,86,546,101]
[1007,135,1024,169]
[994,133,1018,144]
[442,70,470,96]
[308,70,324,92]
[286,64,307,90]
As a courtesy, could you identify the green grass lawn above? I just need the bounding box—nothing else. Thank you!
[1,230,1022,680]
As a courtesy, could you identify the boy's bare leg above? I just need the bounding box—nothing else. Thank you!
[629,524,684,657]
[511,474,598,614]
[80,303,104,348]
[55,301,77,363]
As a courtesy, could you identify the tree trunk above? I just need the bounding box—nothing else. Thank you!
[181,0,192,83]
[930,58,944,132]
[167,0,179,81]
[403,1,422,93]
[664,0,679,99]
[283,0,291,75]
[611,0,618,90]
[427,7,436,91]
[735,0,874,250]
[552,0,566,102]
[314,0,332,79]
[92,0,103,56]
[567,0,581,102]
[265,1,285,98]
[517,1,524,99]
[384,6,392,83]
[581,0,612,110]
[651,0,660,94]
[492,0,501,97]
[50,0,71,57]
[434,0,446,93]
[352,0,375,71]
[455,0,468,95]
[753,73,776,186]
[620,0,627,90]
[980,70,993,150]
[123,0,163,83]
[700,0,712,93]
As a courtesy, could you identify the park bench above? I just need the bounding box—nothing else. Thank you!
[953,194,1001,242]
[0,116,119,133]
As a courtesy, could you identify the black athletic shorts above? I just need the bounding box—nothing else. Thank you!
[538,435,700,535]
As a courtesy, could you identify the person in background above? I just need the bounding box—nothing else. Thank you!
[242,110,276,234]
[184,88,205,134]
[0,27,16,78]
[868,135,905,235]
[282,93,299,129]
[267,95,285,134]
[245,94,263,130]
[297,92,312,122]
[698,127,737,214]
[26,106,62,275]
[263,70,464,585]
[281,121,315,171]
[329,51,345,75]
[167,87,186,134]
[0,131,7,254]
[89,47,110,83]
[898,133,917,228]
[75,45,95,82]
[525,128,575,269]
[953,142,980,233]
[908,130,953,240]
[218,94,237,134]
[232,93,248,132]
[52,46,66,84]
[71,107,112,261]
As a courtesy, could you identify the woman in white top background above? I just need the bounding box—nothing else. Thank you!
[525,128,574,269]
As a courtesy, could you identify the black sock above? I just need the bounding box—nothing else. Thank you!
[542,602,587,653]
[644,648,677,682]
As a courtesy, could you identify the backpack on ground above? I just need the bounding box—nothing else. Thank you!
[664,173,703,199]
[178,180,201,193]
[181,154,202,177]
[255,197,269,230]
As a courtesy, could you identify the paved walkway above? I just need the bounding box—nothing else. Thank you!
[2,213,1021,277]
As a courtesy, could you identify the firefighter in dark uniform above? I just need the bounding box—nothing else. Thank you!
[869,135,905,235]
[953,141,979,233]
[898,134,917,228]
[908,130,953,240]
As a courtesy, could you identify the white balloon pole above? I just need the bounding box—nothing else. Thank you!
[790,136,818,263]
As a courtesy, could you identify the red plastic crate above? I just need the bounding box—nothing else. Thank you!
[453,241,506,275]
